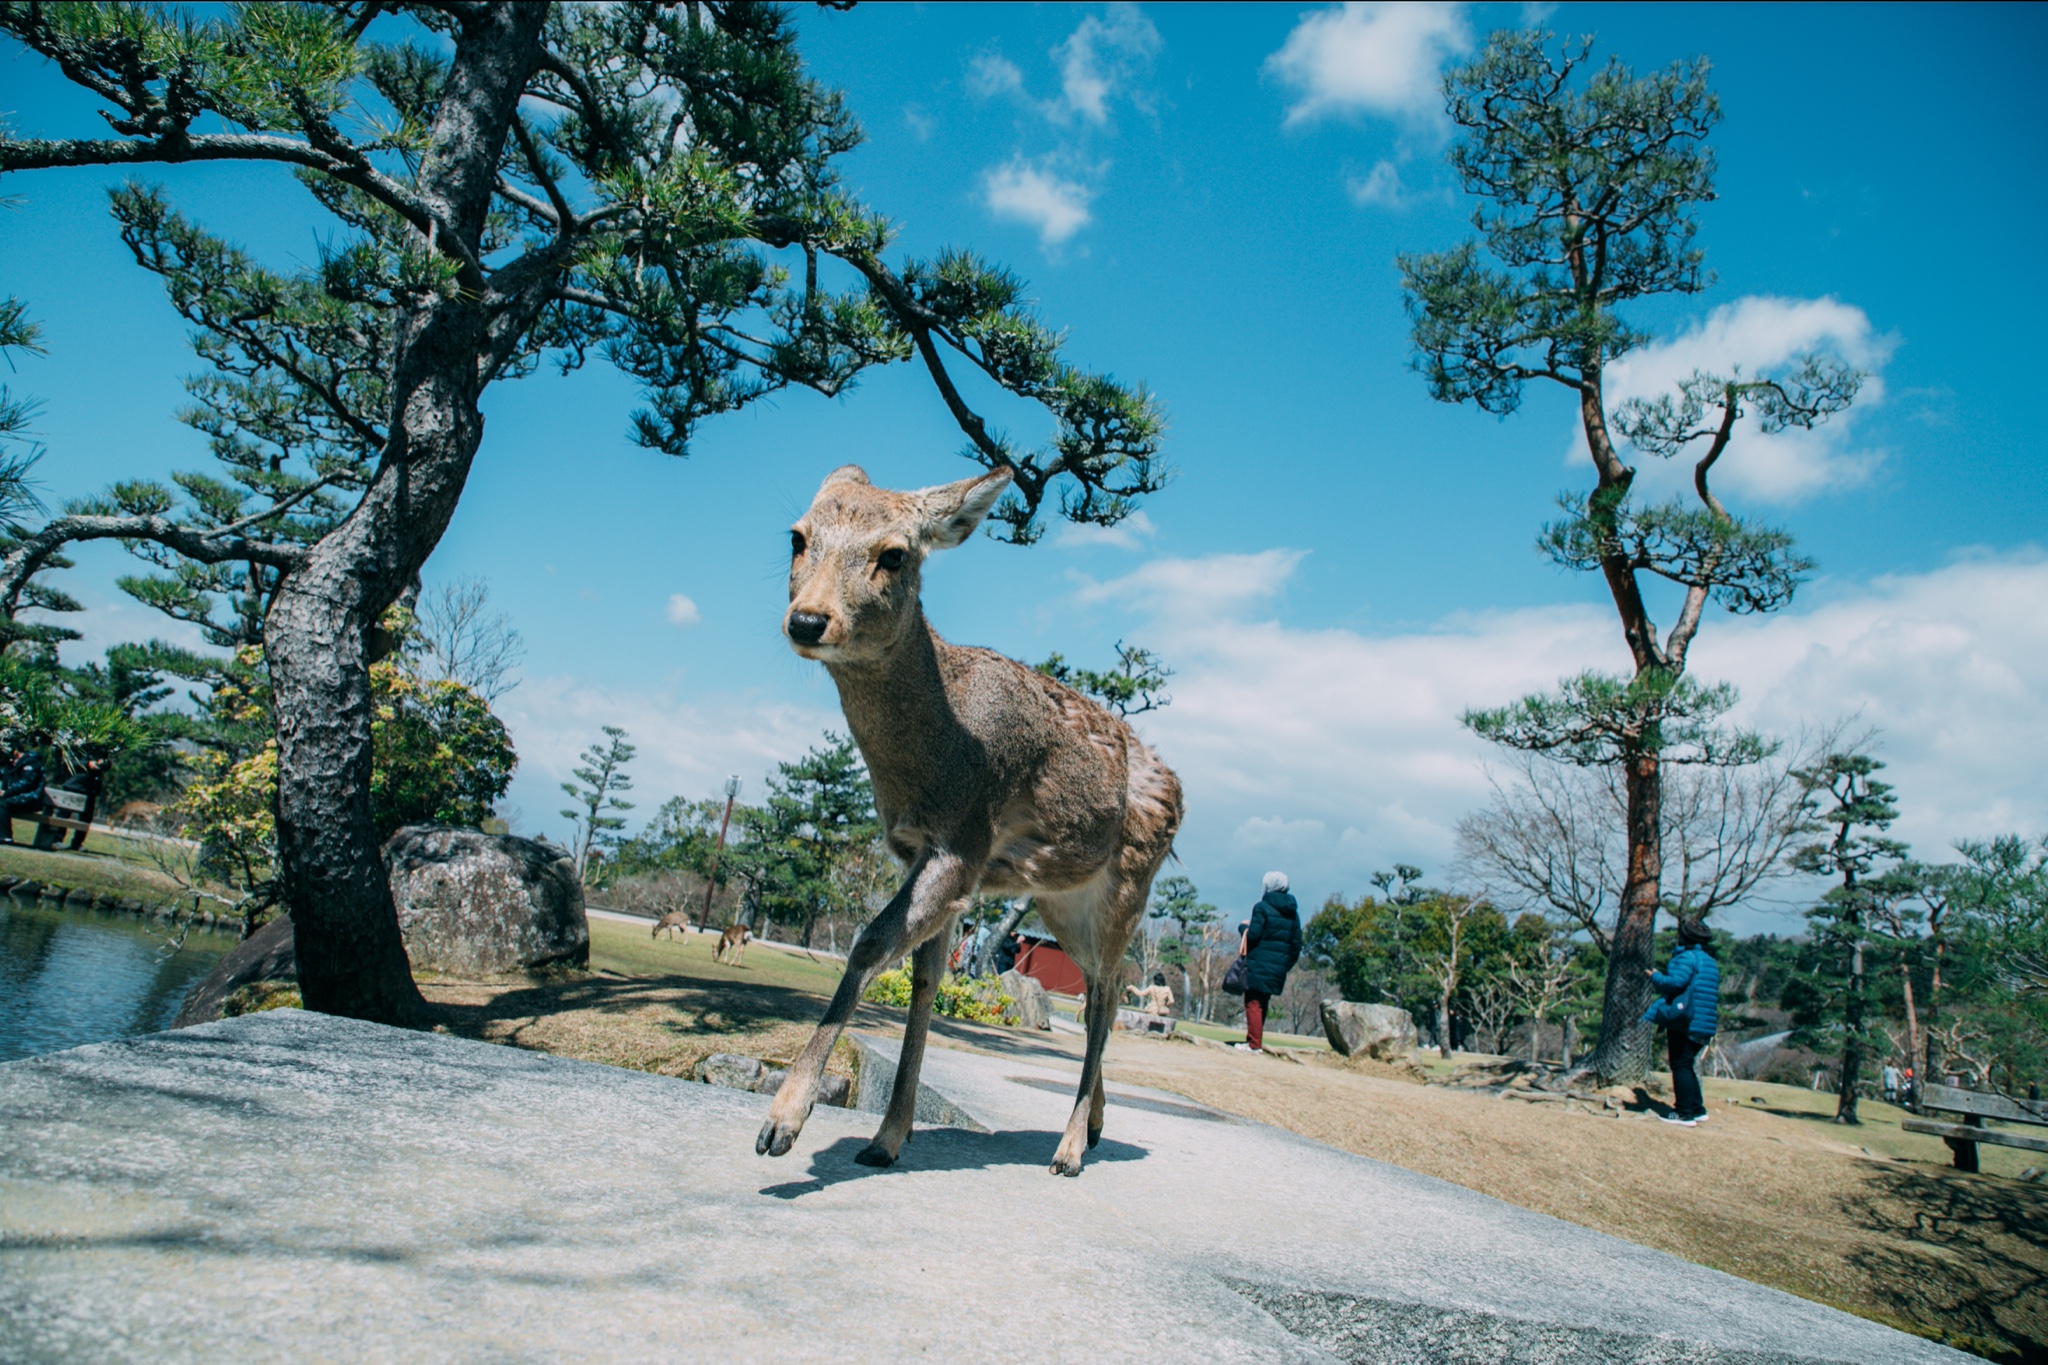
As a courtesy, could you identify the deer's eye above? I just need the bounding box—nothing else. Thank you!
[791,530,807,558]
[877,547,906,572]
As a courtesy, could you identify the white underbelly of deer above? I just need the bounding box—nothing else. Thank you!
[757,464,1183,1176]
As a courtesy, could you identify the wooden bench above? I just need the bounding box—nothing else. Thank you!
[1902,1081,2048,1172]
[23,787,92,850]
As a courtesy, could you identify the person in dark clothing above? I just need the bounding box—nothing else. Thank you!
[0,743,46,845]
[1645,917,1721,1126]
[1235,871,1303,1052]
[45,755,108,851]
[992,931,1020,977]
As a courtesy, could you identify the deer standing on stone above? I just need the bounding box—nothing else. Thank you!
[756,466,1183,1176]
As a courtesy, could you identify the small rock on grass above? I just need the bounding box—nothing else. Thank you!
[695,1053,764,1090]
[696,1054,852,1107]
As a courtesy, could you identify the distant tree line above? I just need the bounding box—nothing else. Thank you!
[1316,745,2045,1115]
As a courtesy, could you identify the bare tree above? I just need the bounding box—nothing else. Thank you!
[1278,965,1334,1040]
[1465,978,1519,1056]
[1457,754,1621,950]
[415,576,524,702]
[1501,930,1589,1063]
[1457,734,1823,947]
[1417,894,1482,1061]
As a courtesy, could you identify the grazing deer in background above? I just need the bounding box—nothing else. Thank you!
[652,909,690,941]
[715,923,752,965]
[757,465,1183,1177]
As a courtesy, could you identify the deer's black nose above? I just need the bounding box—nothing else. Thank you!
[787,612,830,646]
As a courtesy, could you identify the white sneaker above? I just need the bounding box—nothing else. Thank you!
[1659,1113,1697,1127]
[1232,1042,1257,1052]
[1693,1112,1710,1123]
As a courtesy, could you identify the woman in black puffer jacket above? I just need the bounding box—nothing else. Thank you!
[1237,872,1303,1052]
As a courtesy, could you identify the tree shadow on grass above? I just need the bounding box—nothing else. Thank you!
[758,1129,1150,1200]
[423,969,884,1048]
[1839,1165,2048,1362]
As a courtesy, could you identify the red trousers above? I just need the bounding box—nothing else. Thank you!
[1245,990,1271,1049]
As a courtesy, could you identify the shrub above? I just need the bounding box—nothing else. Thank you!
[863,969,1018,1025]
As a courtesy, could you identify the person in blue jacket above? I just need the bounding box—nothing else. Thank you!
[1645,917,1720,1126]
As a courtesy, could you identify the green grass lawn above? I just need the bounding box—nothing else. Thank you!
[587,916,849,997]
[0,821,225,908]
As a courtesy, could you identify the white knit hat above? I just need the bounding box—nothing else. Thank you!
[1262,871,1289,893]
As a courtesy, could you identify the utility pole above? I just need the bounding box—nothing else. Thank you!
[698,776,740,930]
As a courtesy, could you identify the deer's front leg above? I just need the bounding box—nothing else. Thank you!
[855,927,951,1167]
[756,853,970,1159]
[1052,969,1119,1177]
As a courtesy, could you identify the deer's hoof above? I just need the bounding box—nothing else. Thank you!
[756,1119,799,1158]
[853,1141,898,1168]
[1048,1152,1084,1178]
[1087,1126,1102,1149]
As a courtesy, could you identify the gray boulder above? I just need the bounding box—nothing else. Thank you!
[1322,1000,1417,1060]
[174,914,297,1028]
[1000,968,1052,1030]
[387,826,587,976]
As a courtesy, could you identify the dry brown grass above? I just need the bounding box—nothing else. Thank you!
[1098,1036,2048,1362]
[417,918,864,1084]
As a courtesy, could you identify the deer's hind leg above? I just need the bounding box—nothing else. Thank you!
[856,924,952,1167]
[1052,970,1118,1177]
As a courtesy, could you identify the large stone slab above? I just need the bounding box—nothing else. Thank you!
[0,1013,1968,1364]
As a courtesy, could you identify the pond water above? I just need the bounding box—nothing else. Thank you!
[0,897,236,1063]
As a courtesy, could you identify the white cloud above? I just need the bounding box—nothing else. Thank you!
[1266,2,1470,127]
[665,593,701,628]
[968,6,1160,253]
[1073,548,1304,619]
[1053,3,1163,126]
[982,158,1096,248]
[973,6,1161,128]
[1051,509,1157,550]
[497,678,840,843]
[1595,296,1894,503]
[1346,159,1409,208]
[902,104,935,142]
[1085,548,2048,929]
[496,549,2048,934]
[968,53,1027,101]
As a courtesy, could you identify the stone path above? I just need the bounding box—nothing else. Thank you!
[0,1012,1968,1363]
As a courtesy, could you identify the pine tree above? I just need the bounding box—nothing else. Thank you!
[0,2,1165,1022]
[1792,751,1907,1124]
[560,726,636,883]
[1404,32,1864,1081]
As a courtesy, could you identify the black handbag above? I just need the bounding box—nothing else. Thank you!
[1221,954,1250,996]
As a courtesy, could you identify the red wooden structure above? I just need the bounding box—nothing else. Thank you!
[1013,929,1085,996]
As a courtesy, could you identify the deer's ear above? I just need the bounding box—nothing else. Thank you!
[821,464,870,489]
[917,468,1013,549]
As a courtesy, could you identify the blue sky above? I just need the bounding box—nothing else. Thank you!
[3,3,2045,930]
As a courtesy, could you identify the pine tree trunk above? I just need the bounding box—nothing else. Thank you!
[1583,747,1663,1082]
[268,299,491,1020]
[1836,928,1865,1123]
[262,3,547,1024]
[1898,954,1921,1110]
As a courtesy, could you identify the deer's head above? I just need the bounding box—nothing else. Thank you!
[785,464,1012,664]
